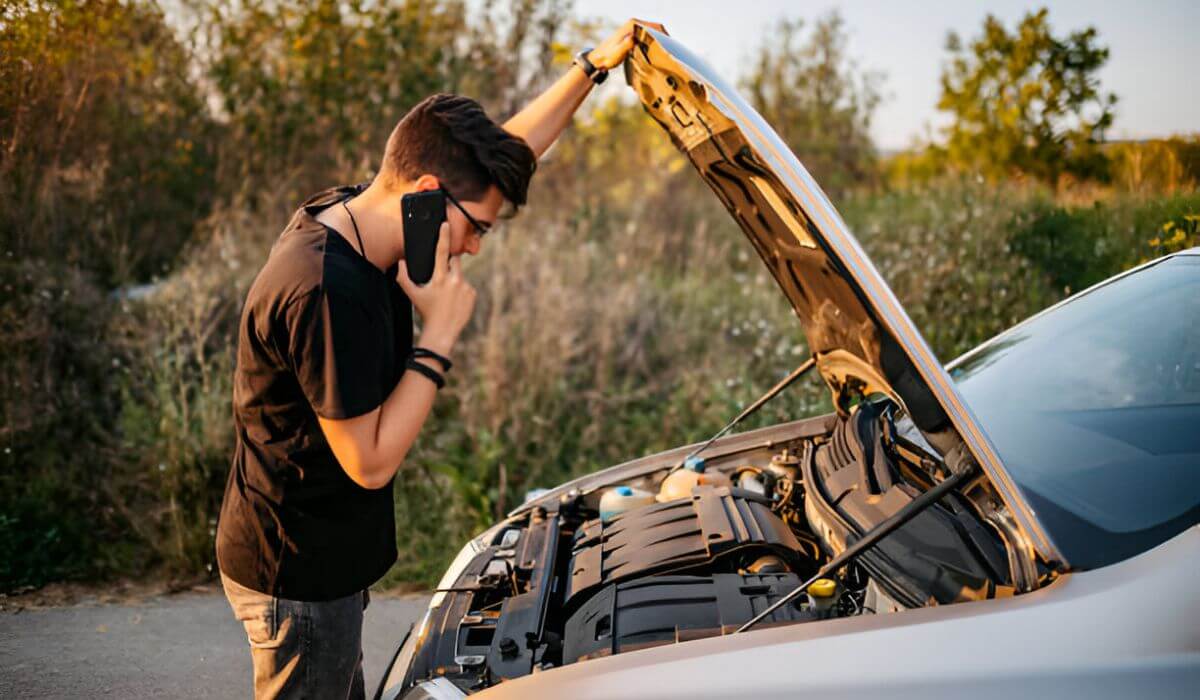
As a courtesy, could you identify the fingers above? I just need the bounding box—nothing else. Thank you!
[430,221,451,280]
[593,18,663,69]
[594,32,635,70]
[395,259,414,293]
[446,254,461,279]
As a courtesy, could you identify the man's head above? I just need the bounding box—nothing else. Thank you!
[379,94,536,256]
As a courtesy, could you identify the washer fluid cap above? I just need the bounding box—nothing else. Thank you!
[684,456,706,472]
[615,486,633,496]
[809,578,837,598]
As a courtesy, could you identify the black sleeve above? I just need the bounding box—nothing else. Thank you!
[286,287,386,420]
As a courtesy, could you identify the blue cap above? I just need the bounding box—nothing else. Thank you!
[615,486,633,496]
[684,456,706,472]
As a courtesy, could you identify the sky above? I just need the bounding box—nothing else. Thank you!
[584,0,1200,151]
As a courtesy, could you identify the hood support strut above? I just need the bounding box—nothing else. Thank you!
[674,357,816,472]
[735,461,978,634]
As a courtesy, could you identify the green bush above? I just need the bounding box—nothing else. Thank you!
[1,0,219,588]
[107,227,252,577]
[1013,191,1200,294]
[842,180,1061,360]
[0,258,118,587]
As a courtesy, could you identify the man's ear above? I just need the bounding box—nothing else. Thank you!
[414,174,441,192]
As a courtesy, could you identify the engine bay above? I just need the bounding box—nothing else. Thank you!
[399,405,1021,694]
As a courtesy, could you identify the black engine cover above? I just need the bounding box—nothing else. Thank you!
[807,403,1010,606]
[564,487,803,609]
[563,573,815,662]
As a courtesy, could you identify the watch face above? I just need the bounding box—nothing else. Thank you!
[575,51,593,74]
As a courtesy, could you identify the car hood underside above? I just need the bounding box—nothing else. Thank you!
[623,24,1059,567]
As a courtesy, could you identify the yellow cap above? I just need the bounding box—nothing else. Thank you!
[808,578,837,598]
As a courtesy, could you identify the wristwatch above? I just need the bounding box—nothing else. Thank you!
[574,48,608,85]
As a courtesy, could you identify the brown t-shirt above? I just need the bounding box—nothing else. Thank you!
[216,184,412,601]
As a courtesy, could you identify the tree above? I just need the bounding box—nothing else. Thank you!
[741,12,882,198]
[0,0,218,286]
[189,0,571,197]
[1,0,219,589]
[936,8,1116,183]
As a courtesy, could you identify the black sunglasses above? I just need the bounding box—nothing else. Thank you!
[441,188,493,237]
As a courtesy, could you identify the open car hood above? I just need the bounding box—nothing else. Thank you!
[625,25,1062,567]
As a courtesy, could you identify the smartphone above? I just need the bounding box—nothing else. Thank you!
[401,190,446,285]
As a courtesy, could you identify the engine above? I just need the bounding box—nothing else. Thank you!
[565,486,808,606]
[398,409,1012,694]
[402,447,851,691]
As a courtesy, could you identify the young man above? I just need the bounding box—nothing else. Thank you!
[215,18,663,700]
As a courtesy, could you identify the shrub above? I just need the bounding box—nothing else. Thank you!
[843,180,1061,360]
[0,0,217,588]
[0,259,117,588]
[1013,191,1200,294]
[106,201,268,577]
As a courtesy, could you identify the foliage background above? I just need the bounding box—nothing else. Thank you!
[2,1,1197,590]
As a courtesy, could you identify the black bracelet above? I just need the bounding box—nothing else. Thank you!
[574,48,608,84]
[405,357,446,389]
[411,346,452,373]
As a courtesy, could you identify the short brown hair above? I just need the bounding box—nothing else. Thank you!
[379,94,536,210]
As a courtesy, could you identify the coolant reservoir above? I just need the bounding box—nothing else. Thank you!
[599,486,656,522]
[808,578,838,619]
[656,457,730,502]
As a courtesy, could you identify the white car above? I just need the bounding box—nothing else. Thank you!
[377,25,1200,699]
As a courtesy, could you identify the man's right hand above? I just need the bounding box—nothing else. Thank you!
[588,18,667,71]
[396,222,477,356]
[318,224,474,490]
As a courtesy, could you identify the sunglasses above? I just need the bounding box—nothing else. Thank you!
[441,188,493,237]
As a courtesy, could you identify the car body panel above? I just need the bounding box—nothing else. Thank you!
[623,25,1059,570]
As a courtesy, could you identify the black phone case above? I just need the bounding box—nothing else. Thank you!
[401,190,446,285]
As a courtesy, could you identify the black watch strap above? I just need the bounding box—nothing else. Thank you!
[411,346,452,373]
[405,357,446,390]
[574,48,608,85]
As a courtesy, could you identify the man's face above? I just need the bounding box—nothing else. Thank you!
[443,185,503,257]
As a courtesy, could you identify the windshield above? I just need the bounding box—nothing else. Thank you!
[950,254,1200,570]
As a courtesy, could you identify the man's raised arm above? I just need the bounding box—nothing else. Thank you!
[504,19,664,158]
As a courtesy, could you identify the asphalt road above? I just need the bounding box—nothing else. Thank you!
[0,587,430,699]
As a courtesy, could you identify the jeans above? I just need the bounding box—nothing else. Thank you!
[221,573,369,700]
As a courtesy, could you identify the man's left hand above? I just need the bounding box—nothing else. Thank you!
[588,18,666,71]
